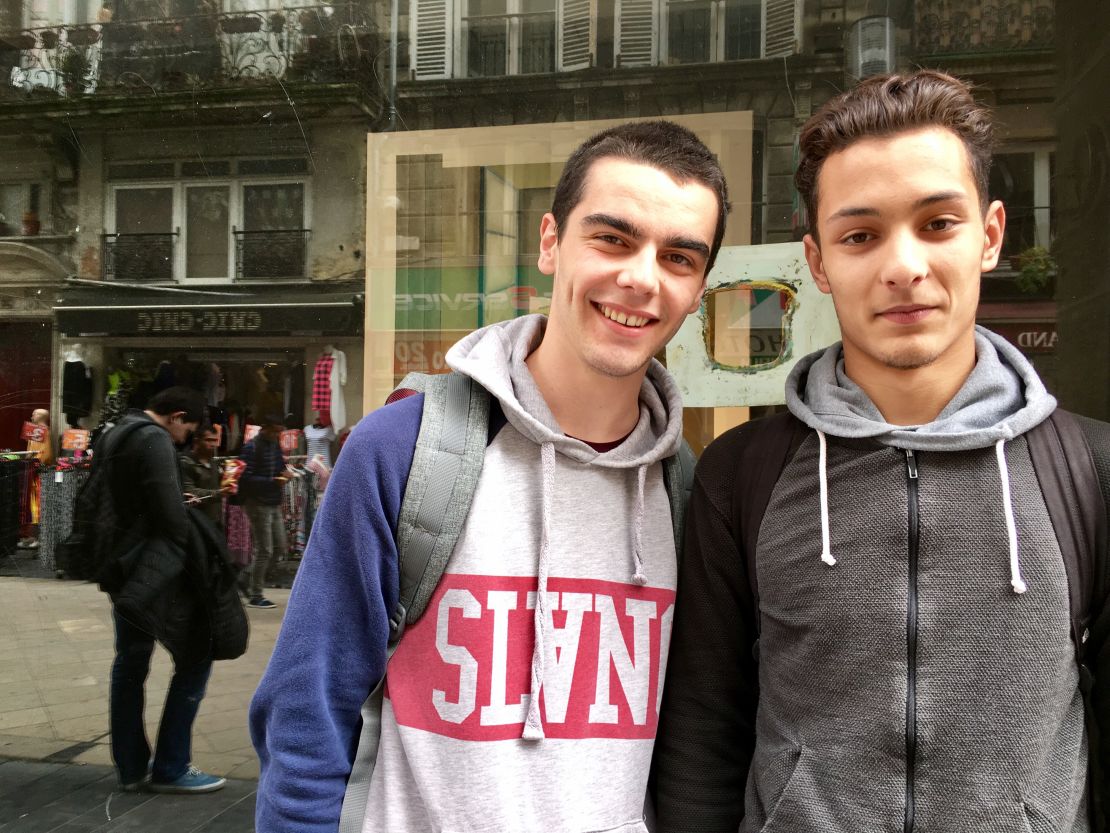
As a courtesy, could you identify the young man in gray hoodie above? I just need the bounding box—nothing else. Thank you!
[251,120,730,833]
[654,70,1110,832]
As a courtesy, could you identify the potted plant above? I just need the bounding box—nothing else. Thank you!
[65,26,100,46]
[59,48,90,93]
[1013,244,1056,295]
[40,30,59,49]
[268,12,285,33]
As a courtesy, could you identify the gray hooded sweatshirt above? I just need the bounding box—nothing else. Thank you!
[361,315,684,833]
[731,325,1087,832]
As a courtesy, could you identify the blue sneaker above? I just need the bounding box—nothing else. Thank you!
[148,765,226,794]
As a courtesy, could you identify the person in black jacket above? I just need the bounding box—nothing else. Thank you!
[105,386,227,795]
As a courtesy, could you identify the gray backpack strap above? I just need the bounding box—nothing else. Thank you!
[663,439,697,565]
[391,371,490,642]
[339,371,490,831]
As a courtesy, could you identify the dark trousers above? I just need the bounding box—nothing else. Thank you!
[109,609,212,784]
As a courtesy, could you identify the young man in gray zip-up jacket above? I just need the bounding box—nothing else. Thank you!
[653,70,1109,832]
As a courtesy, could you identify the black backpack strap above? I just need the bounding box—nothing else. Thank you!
[662,439,697,569]
[390,371,490,645]
[737,411,810,605]
[1027,409,1106,663]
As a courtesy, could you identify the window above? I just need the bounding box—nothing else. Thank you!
[617,0,796,67]
[106,176,308,282]
[410,0,592,79]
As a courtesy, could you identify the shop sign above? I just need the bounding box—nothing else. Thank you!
[62,429,90,451]
[57,301,358,338]
[990,322,1058,354]
[395,287,548,314]
[394,331,468,377]
[280,430,301,453]
[20,422,47,443]
[138,310,263,334]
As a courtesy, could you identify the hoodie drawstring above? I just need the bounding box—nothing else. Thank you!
[631,465,648,585]
[523,441,556,740]
[995,438,1027,594]
[817,430,836,566]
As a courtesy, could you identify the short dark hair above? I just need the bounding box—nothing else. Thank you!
[147,386,206,423]
[551,120,731,274]
[796,70,994,237]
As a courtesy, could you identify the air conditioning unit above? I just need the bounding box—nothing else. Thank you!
[847,16,895,79]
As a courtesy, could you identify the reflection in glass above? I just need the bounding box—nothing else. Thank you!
[705,283,791,370]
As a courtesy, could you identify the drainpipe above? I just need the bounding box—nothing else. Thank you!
[386,0,399,131]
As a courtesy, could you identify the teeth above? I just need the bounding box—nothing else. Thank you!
[599,304,649,328]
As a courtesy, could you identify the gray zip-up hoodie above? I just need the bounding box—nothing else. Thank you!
[654,325,1088,833]
[361,315,684,833]
[736,326,1086,832]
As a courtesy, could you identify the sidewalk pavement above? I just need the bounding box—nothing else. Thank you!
[0,759,256,832]
[0,550,291,829]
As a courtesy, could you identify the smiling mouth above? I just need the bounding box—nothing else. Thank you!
[595,302,652,328]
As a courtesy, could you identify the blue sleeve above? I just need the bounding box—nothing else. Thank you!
[249,394,422,833]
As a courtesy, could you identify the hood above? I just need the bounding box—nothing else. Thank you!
[447,313,684,466]
[785,325,1056,598]
[785,325,1056,452]
[446,313,684,741]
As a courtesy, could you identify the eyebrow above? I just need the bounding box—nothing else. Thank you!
[825,190,970,223]
[580,212,711,258]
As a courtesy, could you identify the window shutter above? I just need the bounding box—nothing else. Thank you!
[410,0,454,79]
[615,0,657,67]
[762,0,798,57]
[557,0,594,71]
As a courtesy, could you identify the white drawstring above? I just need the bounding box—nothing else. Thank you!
[631,465,648,585]
[817,430,836,566]
[995,438,1026,594]
[523,441,557,740]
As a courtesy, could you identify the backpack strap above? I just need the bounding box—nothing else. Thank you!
[737,411,810,606]
[389,371,490,645]
[1027,409,1106,664]
[662,439,697,567]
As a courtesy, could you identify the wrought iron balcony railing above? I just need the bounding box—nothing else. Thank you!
[915,0,1054,55]
[102,232,177,281]
[1,3,377,99]
[234,228,310,279]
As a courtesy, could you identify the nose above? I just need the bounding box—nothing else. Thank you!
[615,247,661,296]
[881,230,928,288]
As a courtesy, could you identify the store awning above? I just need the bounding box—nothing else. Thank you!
[54,288,363,338]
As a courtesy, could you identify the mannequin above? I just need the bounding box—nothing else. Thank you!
[311,346,347,433]
[303,411,335,467]
[62,342,93,428]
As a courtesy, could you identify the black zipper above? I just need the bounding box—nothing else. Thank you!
[903,448,920,833]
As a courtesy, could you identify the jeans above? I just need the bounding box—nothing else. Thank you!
[109,609,212,784]
[245,502,286,598]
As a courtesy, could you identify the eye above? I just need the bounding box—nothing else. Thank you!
[663,252,695,268]
[594,233,626,247]
[840,231,873,246]
[925,218,957,232]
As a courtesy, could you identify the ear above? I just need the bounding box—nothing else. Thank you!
[803,233,832,295]
[980,200,1006,273]
[537,213,559,276]
[170,410,186,423]
[686,278,708,315]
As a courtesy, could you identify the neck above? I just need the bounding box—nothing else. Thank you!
[144,410,171,432]
[524,336,645,443]
[842,337,976,426]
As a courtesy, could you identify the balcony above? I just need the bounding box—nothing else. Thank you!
[464,10,555,77]
[915,0,1053,55]
[234,228,310,279]
[0,3,376,99]
[102,232,176,281]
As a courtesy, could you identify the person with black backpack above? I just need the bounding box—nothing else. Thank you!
[653,71,1110,833]
[100,386,229,795]
[250,121,729,832]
